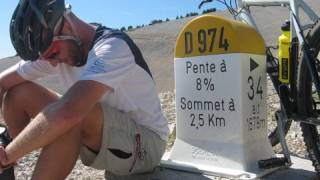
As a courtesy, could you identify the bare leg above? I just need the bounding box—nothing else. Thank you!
[32,104,103,180]
[2,82,103,179]
[2,82,59,137]
[31,124,82,180]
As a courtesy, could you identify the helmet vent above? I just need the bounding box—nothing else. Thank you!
[48,0,57,6]
[26,31,34,51]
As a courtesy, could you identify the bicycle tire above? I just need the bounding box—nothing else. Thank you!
[268,110,292,147]
[297,20,320,173]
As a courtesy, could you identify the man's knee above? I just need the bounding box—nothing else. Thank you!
[2,82,40,137]
[3,82,59,118]
[3,82,35,110]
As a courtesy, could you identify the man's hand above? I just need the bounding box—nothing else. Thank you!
[0,146,9,173]
[0,146,16,174]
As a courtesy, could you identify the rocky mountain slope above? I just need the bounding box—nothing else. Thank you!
[1,0,319,93]
[0,1,320,179]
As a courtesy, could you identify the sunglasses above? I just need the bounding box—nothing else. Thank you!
[40,35,81,60]
[41,39,62,59]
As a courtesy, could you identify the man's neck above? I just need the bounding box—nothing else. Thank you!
[76,21,96,56]
[64,13,96,57]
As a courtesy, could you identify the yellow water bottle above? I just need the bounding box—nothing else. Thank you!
[278,20,291,84]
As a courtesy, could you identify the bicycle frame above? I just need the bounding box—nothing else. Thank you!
[236,0,318,46]
[199,0,320,122]
[230,0,320,123]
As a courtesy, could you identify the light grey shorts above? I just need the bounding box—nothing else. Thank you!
[79,104,167,176]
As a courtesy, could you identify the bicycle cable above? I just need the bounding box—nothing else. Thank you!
[206,0,237,15]
[287,6,311,50]
[199,0,239,17]
[288,5,320,99]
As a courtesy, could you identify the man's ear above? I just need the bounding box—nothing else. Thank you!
[61,17,73,35]
[63,12,80,37]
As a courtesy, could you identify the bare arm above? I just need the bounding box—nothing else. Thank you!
[0,64,27,109]
[0,64,26,91]
[3,80,111,164]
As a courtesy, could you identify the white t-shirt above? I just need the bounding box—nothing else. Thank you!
[15,26,169,141]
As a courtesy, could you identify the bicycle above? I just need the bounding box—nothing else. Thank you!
[198,0,320,173]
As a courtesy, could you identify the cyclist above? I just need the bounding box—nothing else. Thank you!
[0,0,169,179]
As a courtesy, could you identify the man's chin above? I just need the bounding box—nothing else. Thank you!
[74,58,87,67]
[65,58,78,66]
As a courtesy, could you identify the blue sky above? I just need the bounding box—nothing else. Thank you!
[0,0,224,59]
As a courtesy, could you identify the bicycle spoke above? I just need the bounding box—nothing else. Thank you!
[315,58,320,71]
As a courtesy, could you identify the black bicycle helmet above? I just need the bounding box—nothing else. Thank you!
[10,0,65,60]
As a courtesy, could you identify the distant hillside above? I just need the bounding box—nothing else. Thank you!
[127,0,319,92]
[1,0,319,93]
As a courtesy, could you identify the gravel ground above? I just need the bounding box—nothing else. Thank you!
[13,92,177,180]
[266,76,308,159]
[11,77,310,179]
[3,2,320,176]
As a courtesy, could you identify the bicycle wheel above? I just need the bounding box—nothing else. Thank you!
[297,20,320,173]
